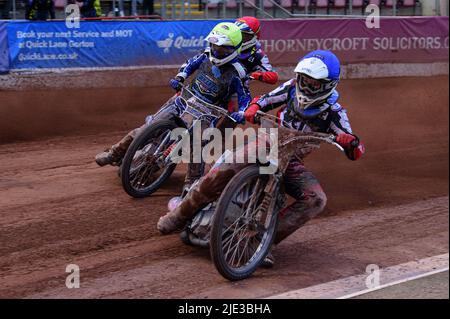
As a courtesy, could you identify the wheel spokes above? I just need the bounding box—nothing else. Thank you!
[128,129,173,191]
[221,176,269,268]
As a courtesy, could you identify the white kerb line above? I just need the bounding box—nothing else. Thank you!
[338,266,449,299]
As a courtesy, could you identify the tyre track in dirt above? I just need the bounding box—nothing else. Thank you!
[15,197,449,299]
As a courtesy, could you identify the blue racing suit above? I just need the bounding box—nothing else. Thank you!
[103,51,251,182]
[175,51,251,112]
[168,51,252,183]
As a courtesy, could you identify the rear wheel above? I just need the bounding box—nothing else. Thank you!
[210,165,279,281]
[120,119,180,198]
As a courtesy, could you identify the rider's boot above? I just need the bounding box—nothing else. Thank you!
[260,250,275,268]
[95,134,133,167]
[157,167,236,234]
[95,125,145,167]
[157,202,193,234]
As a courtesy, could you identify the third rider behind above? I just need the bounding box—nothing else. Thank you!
[235,16,278,86]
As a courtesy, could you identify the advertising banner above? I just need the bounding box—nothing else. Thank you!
[4,17,449,70]
[260,17,449,65]
[6,20,229,69]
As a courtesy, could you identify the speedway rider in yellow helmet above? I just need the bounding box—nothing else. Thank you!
[95,22,251,190]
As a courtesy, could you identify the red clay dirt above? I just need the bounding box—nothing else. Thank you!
[0,76,448,298]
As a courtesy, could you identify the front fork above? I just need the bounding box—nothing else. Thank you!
[255,171,283,230]
[161,117,217,166]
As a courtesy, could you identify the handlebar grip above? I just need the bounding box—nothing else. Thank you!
[253,111,263,125]
[332,135,359,148]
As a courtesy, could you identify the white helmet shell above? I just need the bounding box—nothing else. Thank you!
[294,57,336,112]
[294,57,330,80]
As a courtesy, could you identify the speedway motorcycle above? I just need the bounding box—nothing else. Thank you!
[181,111,344,281]
[120,86,236,198]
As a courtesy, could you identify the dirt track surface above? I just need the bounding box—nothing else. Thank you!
[0,76,448,298]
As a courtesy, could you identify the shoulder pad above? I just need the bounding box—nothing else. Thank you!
[331,103,343,112]
[328,90,340,104]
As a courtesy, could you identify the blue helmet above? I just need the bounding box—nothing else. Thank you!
[293,50,341,118]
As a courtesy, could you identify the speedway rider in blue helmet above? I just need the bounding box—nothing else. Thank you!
[157,50,365,267]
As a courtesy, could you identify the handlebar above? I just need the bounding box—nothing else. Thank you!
[254,111,345,153]
[178,85,237,123]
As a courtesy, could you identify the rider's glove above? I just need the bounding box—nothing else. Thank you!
[230,111,246,124]
[244,103,260,124]
[169,76,184,92]
[336,133,365,161]
[336,133,358,148]
[251,71,279,85]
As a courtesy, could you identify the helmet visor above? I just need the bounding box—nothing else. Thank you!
[241,31,255,44]
[210,44,236,59]
[297,73,334,100]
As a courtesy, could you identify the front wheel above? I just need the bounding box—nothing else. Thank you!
[210,165,279,281]
[120,119,180,198]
